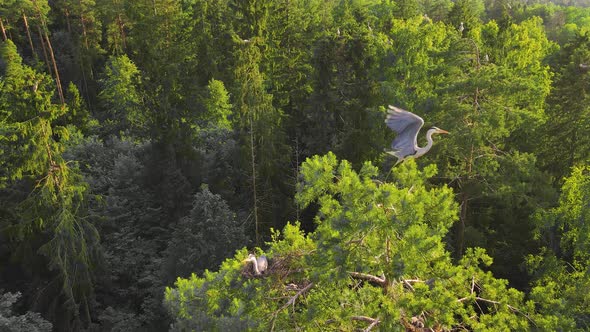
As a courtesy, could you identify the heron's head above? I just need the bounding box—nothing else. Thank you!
[430,126,449,135]
[243,254,257,263]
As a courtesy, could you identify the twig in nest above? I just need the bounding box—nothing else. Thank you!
[352,315,381,331]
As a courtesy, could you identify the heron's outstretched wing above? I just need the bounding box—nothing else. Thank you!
[385,105,424,158]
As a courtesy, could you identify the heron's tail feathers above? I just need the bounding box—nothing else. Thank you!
[384,149,405,165]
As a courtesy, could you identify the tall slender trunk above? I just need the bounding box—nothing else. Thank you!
[569,128,577,169]
[22,13,36,54]
[250,115,260,246]
[37,25,52,75]
[456,144,474,259]
[457,191,468,257]
[64,8,72,33]
[78,0,89,50]
[0,18,7,41]
[33,0,64,104]
[117,14,127,50]
[43,31,64,104]
[294,135,300,222]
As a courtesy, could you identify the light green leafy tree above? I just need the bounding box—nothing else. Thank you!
[165,153,552,331]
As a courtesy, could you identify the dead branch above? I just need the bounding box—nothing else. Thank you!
[349,272,387,287]
[274,282,314,314]
[270,282,314,331]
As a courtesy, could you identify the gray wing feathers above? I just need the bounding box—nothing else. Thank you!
[385,105,424,158]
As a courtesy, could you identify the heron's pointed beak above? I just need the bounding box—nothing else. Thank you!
[438,129,449,134]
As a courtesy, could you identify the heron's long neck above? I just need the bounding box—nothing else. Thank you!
[416,129,436,158]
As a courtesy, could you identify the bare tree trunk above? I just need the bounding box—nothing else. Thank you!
[22,13,36,54]
[117,14,127,51]
[78,0,89,50]
[33,0,64,104]
[250,116,260,246]
[456,144,474,259]
[294,135,300,221]
[44,31,64,104]
[37,25,52,76]
[64,8,72,33]
[0,18,7,41]
[457,191,467,257]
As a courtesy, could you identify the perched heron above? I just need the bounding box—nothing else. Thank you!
[459,22,464,33]
[384,105,448,164]
[244,254,268,275]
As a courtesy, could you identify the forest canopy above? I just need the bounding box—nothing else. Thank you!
[1,0,589,331]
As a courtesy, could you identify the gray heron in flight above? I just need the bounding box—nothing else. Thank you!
[244,254,268,275]
[385,105,448,164]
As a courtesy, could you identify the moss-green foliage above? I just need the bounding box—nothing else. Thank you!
[165,153,549,330]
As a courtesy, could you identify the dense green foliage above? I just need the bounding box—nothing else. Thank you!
[0,0,589,331]
[165,155,550,331]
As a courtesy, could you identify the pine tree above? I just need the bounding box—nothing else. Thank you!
[162,185,248,283]
[232,39,291,243]
[97,54,144,137]
[164,153,556,330]
[539,32,590,182]
[527,166,590,330]
[0,39,100,330]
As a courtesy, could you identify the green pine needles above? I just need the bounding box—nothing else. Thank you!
[165,153,551,331]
